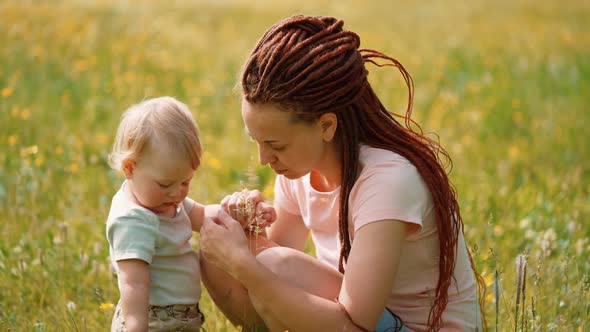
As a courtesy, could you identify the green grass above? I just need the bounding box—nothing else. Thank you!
[1,0,589,330]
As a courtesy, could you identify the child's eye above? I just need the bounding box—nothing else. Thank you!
[157,182,172,188]
[271,145,286,151]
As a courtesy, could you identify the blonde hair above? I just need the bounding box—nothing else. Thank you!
[108,96,202,171]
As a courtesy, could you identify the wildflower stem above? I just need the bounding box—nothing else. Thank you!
[521,262,527,332]
[531,296,535,332]
[515,254,527,332]
[495,269,499,332]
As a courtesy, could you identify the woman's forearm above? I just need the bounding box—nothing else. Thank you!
[233,255,363,332]
[200,212,361,330]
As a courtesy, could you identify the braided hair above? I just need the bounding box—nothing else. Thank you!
[241,15,485,331]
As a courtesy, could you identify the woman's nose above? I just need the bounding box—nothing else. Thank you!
[258,145,275,165]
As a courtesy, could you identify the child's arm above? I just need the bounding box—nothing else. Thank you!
[117,259,150,332]
[204,204,221,219]
[187,201,213,232]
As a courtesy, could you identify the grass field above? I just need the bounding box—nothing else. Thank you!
[1,0,589,330]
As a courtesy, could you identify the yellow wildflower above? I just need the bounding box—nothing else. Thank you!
[73,59,88,73]
[95,133,109,145]
[20,145,38,157]
[21,109,31,120]
[99,302,114,310]
[35,155,45,167]
[8,135,18,146]
[69,163,79,173]
[493,224,503,235]
[190,97,201,107]
[206,156,221,170]
[1,87,13,97]
[508,145,519,160]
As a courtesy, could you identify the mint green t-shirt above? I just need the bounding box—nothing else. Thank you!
[106,182,201,306]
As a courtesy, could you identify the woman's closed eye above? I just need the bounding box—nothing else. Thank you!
[270,144,286,151]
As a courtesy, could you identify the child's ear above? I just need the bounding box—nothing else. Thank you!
[318,112,337,142]
[122,159,135,179]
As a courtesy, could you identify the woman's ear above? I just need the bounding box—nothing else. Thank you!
[318,113,337,142]
[122,159,135,179]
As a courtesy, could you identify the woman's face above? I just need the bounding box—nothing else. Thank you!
[241,100,336,180]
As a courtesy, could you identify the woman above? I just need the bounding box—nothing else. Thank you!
[200,15,484,331]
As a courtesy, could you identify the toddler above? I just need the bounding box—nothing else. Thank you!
[106,96,207,332]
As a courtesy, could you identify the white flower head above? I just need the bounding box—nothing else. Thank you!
[67,301,76,311]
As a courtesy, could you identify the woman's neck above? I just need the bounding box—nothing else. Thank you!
[310,171,340,192]
[310,142,342,192]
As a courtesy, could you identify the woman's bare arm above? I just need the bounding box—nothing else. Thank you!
[200,210,407,331]
[266,206,309,251]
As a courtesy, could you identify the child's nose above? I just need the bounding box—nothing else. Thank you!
[169,184,181,198]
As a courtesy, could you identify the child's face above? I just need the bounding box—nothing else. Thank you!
[125,148,195,216]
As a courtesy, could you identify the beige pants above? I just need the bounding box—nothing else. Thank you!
[111,301,203,332]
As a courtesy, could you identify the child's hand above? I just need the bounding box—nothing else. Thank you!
[220,189,276,230]
[256,201,277,227]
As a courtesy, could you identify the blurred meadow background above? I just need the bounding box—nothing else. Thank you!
[1,0,589,330]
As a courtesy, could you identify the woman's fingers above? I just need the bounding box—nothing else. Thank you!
[220,195,231,210]
[220,192,243,222]
[200,218,221,261]
[200,212,252,276]
[220,189,268,227]
[246,189,263,204]
[217,209,243,230]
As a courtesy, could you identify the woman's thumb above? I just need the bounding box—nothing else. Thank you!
[217,208,240,228]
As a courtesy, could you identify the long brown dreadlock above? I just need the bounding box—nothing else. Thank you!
[241,15,485,331]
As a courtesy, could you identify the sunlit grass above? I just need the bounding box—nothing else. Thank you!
[1,0,589,330]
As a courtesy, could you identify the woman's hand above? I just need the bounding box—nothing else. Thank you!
[220,189,277,230]
[200,209,255,277]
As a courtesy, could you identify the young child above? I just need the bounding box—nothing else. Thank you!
[106,96,208,332]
